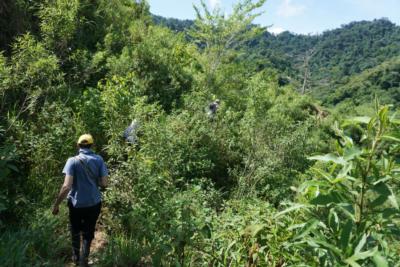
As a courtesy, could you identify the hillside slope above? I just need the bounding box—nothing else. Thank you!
[154,16,400,105]
[325,56,400,109]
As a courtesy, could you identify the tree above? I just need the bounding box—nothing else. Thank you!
[189,0,266,92]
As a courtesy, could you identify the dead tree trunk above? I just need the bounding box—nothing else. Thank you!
[301,48,315,94]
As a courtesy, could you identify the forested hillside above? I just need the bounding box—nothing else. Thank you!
[156,16,400,108]
[1,0,399,266]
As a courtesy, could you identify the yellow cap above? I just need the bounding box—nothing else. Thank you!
[77,134,94,145]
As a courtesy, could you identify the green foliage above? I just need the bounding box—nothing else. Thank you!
[190,0,266,93]
[4,33,64,118]
[99,233,142,267]
[39,0,80,54]
[0,131,19,226]
[0,208,69,267]
[153,15,194,32]
[1,0,399,266]
[234,73,320,203]
[288,105,400,266]
[105,25,194,111]
[159,16,400,105]
[188,198,307,266]
[19,102,78,205]
[327,57,400,110]
[0,0,43,54]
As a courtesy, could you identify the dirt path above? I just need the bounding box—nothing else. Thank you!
[65,229,108,267]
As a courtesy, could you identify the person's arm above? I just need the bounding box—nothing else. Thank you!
[52,175,73,215]
[99,176,108,188]
[98,158,109,189]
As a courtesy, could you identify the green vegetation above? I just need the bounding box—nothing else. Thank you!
[156,16,400,109]
[0,0,399,266]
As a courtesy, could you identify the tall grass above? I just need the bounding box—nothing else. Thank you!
[0,208,69,266]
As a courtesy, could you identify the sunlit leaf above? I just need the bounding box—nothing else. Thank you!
[347,116,371,124]
[308,154,346,165]
[354,234,367,254]
[372,252,388,267]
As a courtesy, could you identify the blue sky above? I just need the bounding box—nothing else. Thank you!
[148,0,400,34]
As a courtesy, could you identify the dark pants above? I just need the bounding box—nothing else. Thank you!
[68,201,101,261]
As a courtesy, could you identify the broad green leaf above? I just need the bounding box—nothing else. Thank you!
[372,182,391,196]
[382,208,399,219]
[312,168,334,183]
[337,205,356,222]
[372,252,388,267]
[339,220,353,250]
[372,183,399,209]
[287,223,306,231]
[226,241,236,254]
[378,106,389,123]
[345,258,361,267]
[343,147,362,161]
[354,234,367,254]
[337,163,353,180]
[388,194,399,209]
[313,239,342,255]
[297,180,326,194]
[294,219,319,240]
[310,192,343,205]
[346,246,378,267]
[328,209,339,231]
[348,116,371,124]
[347,247,378,262]
[252,253,258,262]
[370,195,389,209]
[373,176,391,185]
[331,177,346,184]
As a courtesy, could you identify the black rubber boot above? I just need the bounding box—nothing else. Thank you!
[71,233,80,266]
[80,239,92,267]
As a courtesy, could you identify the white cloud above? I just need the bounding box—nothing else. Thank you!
[209,0,221,9]
[277,0,306,18]
[268,26,286,34]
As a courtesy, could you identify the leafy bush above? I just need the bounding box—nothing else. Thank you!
[289,104,400,266]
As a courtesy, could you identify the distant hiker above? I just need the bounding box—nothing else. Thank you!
[123,119,140,144]
[52,134,108,266]
[208,99,220,118]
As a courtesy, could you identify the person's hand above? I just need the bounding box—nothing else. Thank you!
[52,205,59,215]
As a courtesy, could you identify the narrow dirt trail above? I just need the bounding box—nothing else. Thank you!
[65,229,108,267]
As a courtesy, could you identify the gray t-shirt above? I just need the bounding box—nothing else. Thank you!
[62,148,108,208]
